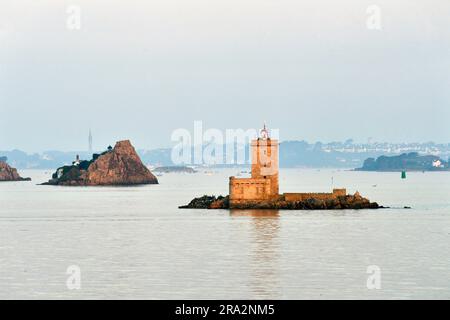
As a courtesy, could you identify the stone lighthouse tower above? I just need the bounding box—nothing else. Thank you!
[229,124,279,207]
[251,124,279,196]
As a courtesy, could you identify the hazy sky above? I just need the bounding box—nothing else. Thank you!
[1,0,449,152]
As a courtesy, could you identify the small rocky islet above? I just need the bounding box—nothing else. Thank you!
[41,140,158,186]
[0,157,31,182]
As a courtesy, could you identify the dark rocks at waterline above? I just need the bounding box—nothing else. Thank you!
[179,195,230,209]
[180,194,382,210]
[267,195,381,210]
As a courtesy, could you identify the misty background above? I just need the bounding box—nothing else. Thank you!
[1,0,449,153]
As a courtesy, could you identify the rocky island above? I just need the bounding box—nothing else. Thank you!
[0,157,31,182]
[356,152,450,172]
[42,140,158,186]
[180,192,381,210]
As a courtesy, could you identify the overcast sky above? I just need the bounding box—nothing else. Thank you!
[1,0,449,152]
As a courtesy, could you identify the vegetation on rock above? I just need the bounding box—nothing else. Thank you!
[357,152,449,171]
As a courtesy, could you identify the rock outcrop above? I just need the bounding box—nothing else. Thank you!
[0,161,31,182]
[180,192,382,210]
[42,140,158,186]
[179,195,230,209]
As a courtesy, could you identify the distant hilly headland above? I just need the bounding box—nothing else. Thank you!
[42,140,158,186]
[356,152,450,172]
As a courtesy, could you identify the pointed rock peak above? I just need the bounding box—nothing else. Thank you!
[115,140,132,148]
[113,140,136,154]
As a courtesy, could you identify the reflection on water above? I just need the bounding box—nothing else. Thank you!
[230,210,281,299]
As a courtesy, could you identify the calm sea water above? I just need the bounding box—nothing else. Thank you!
[0,169,449,299]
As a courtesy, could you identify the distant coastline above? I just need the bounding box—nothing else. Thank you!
[153,166,197,173]
[2,140,450,170]
[356,152,450,172]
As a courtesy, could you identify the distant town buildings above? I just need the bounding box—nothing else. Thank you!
[321,141,449,157]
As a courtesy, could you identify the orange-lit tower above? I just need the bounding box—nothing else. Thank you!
[229,124,279,207]
[250,124,279,197]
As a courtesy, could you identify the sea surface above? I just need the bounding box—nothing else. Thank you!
[0,169,449,299]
